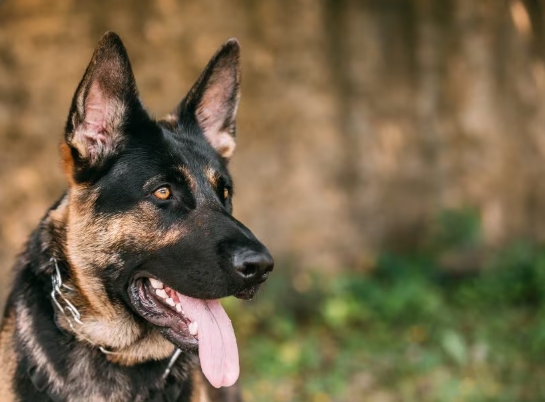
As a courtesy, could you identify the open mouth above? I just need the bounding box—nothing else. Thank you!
[128,277,244,388]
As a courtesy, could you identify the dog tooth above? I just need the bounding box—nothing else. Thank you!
[156,289,168,299]
[171,292,179,303]
[165,298,175,307]
[149,278,163,289]
[175,303,183,313]
[189,322,198,336]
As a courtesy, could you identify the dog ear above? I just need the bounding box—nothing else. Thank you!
[174,39,241,160]
[64,32,143,170]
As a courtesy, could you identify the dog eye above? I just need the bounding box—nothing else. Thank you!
[153,186,171,200]
[223,187,229,200]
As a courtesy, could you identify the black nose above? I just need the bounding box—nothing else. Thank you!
[233,249,274,284]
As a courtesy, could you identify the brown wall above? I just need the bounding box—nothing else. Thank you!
[1,0,545,293]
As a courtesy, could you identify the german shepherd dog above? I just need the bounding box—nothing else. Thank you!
[0,32,273,401]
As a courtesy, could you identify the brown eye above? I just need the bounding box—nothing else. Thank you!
[223,187,229,200]
[153,186,171,200]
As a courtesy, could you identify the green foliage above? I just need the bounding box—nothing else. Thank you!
[224,210,545,401]
[430,207,482,251]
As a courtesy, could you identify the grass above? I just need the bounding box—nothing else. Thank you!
[223,209,545,401]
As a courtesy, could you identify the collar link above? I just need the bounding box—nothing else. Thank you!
[50,257,117,355]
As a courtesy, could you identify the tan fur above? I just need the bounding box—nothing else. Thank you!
[180,166,197,193]
[161,114,180,130]
[48,194,70,226]
[16,297,130,401]
[189,366,241,402]
[15,299,64,393]
[109,330,175,366]
[60,142,76,186]
[45,186,187,364]
[0,310,17,402]
[205,167,220,190]
[63,189,120,321]
[191,369,211,402]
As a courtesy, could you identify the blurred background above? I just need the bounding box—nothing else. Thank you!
[1,0,545,400]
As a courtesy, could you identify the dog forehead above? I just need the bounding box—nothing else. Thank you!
[84,131,229,209]
[158,125,229,179]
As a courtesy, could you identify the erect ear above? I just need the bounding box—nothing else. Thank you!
[64,32,142,171]
[174,39,241,160]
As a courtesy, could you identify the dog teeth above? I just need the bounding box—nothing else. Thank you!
[175,303,183,313]
[165,298,175,307]
[189,322,198,336]
[155,289,168,299]
[149,278,163,289]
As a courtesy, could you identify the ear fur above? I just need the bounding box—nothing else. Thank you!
[64,32,141,168]
[174,39,241,160]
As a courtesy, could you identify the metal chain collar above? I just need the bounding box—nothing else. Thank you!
[49,258,181,377]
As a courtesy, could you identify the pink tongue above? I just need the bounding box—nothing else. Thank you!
[175,294,239,388]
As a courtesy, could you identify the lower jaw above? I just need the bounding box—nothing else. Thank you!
[160,327,198,352]
[128,279,197,350]
[234,284,261,300]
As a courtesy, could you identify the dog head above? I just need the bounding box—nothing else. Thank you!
[58,32,273,387]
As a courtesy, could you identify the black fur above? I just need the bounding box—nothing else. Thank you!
[0,32,273,401]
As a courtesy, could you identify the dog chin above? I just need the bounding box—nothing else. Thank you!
[233,285,261,300]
